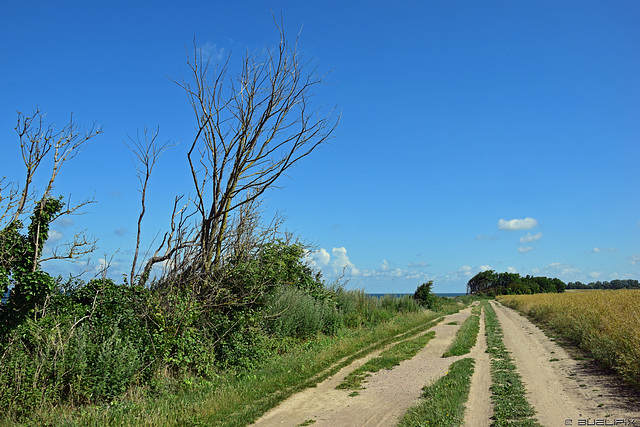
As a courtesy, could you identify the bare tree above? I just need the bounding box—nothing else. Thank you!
[1,110,102,330]
[168,20,338,289]
[124,126,176,285]
[0,109,102,271]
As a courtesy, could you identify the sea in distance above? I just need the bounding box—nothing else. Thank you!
[368,293,467,298]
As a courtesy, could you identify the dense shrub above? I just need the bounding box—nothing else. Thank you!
[414,281,440,310]
[264,286,342,339]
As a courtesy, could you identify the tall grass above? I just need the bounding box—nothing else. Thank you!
[498,290,640,391]
[0,309,446,426]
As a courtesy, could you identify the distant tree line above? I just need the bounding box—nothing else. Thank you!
[566,279,640,290]
[466,270,565,296]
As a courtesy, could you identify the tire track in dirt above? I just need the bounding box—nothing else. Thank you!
[462,304,493,426]
[252,307,474,426]
[491,300,640,426]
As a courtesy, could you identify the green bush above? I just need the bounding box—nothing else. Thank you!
[264,286,342,339]
[414,281,440,310]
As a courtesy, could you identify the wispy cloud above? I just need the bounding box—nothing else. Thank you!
[545,262,580,277]
[114,227,127,236]
[519,232,542,244]
[48,230,65,244]
[199,42,225,61]
[52,217,74,228]
[498,217,538,231]
[518,246,534,253]
[407,262,429,268]
[631,254,640,266]
[457,265,473,277]
[591,247,619,253]
[476,234,498,240]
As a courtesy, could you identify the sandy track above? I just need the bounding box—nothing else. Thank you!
[491,300,640,426]
[462,305,493,426]
[252,301,639,426]
[252,308,474,426]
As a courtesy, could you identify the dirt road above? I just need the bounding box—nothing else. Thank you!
[490,300,640,426]
[252,301,640,426]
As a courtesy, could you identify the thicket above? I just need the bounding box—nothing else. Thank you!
[566,279,640,290]
[0,236,425,419]
[466,270,565,296]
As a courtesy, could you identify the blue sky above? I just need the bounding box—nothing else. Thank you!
[1,1,639,293]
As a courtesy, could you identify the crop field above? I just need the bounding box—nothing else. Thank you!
[498,290,640,391]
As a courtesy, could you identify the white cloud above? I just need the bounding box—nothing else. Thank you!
[199,42,225,61]
[458,265,473,277]
[331,247,360,276]
[498,217,538,231]
[631,254,640,266]
[519,232,542,244]
[591,247,618,253]
[307,247,434,283]
[507,267,518,274]
[305,248,330,268]
[480,264,492,271]
[518,246,533,253]
[47,230,64,244]
[407,262,429,268]
[589,271,602,279]
[546,262,580,277]
[53,217,74,228]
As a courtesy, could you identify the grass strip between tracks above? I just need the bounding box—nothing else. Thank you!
[398,357,475,426]
[442,313,480,357]
[484,301,542,427]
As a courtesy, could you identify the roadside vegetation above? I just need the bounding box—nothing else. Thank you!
[483,301,541,426]
[498,290,640,392]
[399,357,475,427]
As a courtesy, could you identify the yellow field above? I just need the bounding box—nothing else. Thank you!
[498,290,640,390]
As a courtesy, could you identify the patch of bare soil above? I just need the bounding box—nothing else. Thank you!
[252,307,474,426]
[491,300,640,426]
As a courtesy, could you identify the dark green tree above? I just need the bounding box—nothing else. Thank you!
[414,280,439,309]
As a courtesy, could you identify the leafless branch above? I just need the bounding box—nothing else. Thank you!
[124,126,176,285]
[168,21,338,286]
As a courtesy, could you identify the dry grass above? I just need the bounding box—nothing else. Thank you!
[498,290,640,391]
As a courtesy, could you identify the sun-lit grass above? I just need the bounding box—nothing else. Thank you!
[498,290,640,391]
